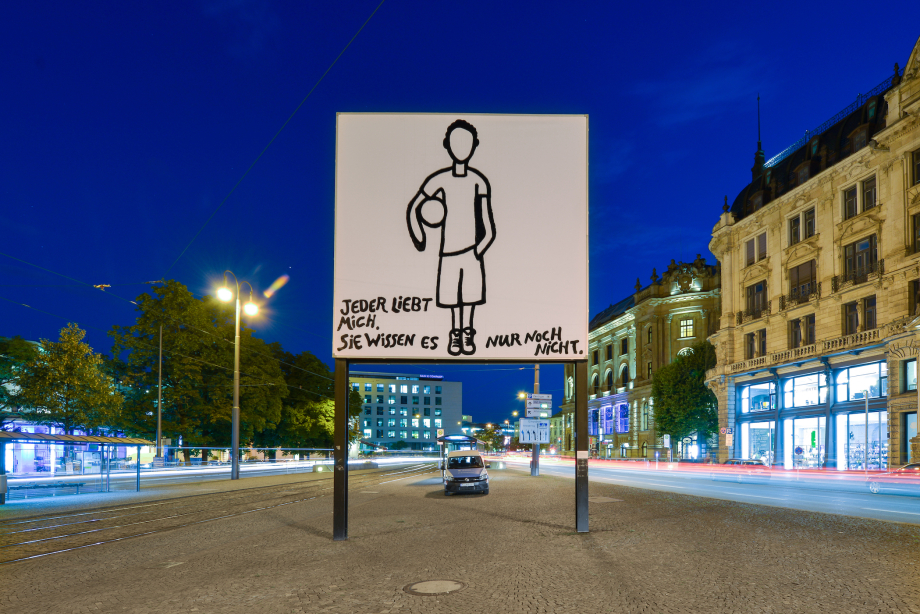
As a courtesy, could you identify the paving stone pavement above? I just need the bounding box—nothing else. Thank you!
[2,466,919,614]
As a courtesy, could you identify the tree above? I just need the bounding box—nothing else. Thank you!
[110,280,287,463]
[476,424,506,452]
[16,324,123,435]
[0,336,39,430]
[650,340,718,456]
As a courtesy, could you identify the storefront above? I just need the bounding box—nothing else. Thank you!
[734,359,891,470]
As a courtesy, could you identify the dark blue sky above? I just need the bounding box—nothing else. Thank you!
[2,1,917,424]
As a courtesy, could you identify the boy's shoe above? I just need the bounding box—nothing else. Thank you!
[461,327,476,355]
[447,328,463,356]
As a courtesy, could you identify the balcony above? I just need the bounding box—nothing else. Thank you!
[822,328,880,352]
[831,260,883,293]
[736,300,771,325]
[779,282,821,311]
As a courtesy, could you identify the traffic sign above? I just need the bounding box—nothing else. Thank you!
[519,419,550,444]
[525,393,553,417]
[662,434,671,448]
[527,393,552,400]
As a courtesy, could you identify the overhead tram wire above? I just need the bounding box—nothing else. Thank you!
[0,294,335,403]
[0,251,334,383]
[162,0,388,276]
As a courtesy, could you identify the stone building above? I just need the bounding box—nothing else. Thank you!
[706,35,920,469]
[555,256,721,459]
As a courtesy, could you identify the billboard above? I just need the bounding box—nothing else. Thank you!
[333,113,588,361]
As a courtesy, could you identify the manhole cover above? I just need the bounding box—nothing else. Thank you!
[403,580,466,596]
[588,496,623,503]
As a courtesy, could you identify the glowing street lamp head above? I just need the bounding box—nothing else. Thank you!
[512,411,518,417]
[518,392,526,399]
[243,302,259,316]
[217,287,233,302]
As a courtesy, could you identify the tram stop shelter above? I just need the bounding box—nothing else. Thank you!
[0,431,155,504]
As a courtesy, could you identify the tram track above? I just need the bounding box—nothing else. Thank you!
[0,462,437,565]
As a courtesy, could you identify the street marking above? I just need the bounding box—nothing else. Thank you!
[861,508,920,515]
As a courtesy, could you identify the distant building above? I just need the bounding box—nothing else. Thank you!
[350,372,462,451]
[706,37,920,468]
[557,256,721,459]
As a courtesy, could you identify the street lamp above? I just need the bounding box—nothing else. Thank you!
[217,270,259,480]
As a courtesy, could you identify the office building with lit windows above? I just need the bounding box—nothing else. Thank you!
[706,36,920,469]
[350,372,462,451]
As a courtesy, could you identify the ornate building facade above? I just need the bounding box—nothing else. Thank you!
[556,256,721,459]
[706,36,920,469]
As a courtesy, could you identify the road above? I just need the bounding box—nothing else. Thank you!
[502,456,920,525]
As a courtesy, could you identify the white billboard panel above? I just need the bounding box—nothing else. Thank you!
[333,113,588,361]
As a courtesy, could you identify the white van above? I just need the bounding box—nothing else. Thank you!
[442,449,490,495]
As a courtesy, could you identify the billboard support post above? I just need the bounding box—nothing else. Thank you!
[531,363,540,477]
[333,358,349,541]
[575,360,589,532]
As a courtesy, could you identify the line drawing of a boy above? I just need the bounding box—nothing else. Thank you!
[407,119,496,356]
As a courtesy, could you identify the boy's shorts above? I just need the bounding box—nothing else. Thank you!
[437,248,485,307]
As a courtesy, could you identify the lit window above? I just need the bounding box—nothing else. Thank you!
[400,408,408,416]
[904,359,917,393]
[364,383,371,391]
[388,418,396,427]
[423,431,430,439]
[363,429,372,438]
[399,430,407,438]
[435,419,442,428]
[745,232,767,266]
[400,385,408,394]
[435,409,442,416]
[387,430,396,438]
[388,395,395,405]
[351,383,359,391]
[412,431,419,439]
[423,385,431,394]
[377,384,384,392]
[740,382,776,413]
[836,362,888,401]
[400,418,407,427]
[388,384,396,393]
[423,419,431,428]
[782,373,828,408]
[412,418,419,428]
[679,319,694,338]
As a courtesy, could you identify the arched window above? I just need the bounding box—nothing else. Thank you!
[620,364,630,388]
[591,374,599,395]
[642,442,648,458]
[641,401,649,431]
[606,370,613,391]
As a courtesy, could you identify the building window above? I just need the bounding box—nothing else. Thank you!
[376,407,384,415]
[592,350,599,365]
[748,192,763,213]
[619,365,630,388]
[364,395,371,404]
[605,344,612,361]
[400,385,408,394]
[424,396,430,405]
[389,407,396,415]
[412,385,419,394]
[423,385,431,394]
[412,396,419,405]
[362,419,370,427]
[377,383,384,392]
[388,418,396,427]
[863,177,876,211]
[412,431,419,439]
[647,327,652,344]
[740,381,776,413]
[745,329,767,359]
[904,359,917,393]
[400,408,408,416]
[789,314,816,348]
[642,442,648,458]
[363,429,372,438]
[913,149,920,185]
[745,232,767,266]
[364,383,371,391]
[788,260,817,302]
[435,386,442,394]
[424,408,430,416]
[647,362,652,379]
[364,408,371,416]
[389,384,396,393]
[912,213,920,254]
[679,319,694,338]
[836,361,888,401]
[411,418,419,428]
[783,373,828,408]
[591,374,599,395]
[423,431,430,440]
[843,235,878,281]
[789,208,816,246]
[910,280,920,317]
[435,397,442,405]
[435,419,442,428]
[435,408,441,416]
[376,418,383,427]
[746,281,768,317]
[864,296,877,331]
[621,338,628,355]
[797,164,809,185]
[606,371,613,390]
[423,418,431,428]
[400,418,407,427]
[843,301,859,335]
[640,402,649,430]
[387,430,396,438]
[844,186,858,219]
[399,430,407,438]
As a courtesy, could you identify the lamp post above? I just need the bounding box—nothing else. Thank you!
[217,271,259,480]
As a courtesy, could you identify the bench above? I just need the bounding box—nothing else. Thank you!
[8,481,89,498]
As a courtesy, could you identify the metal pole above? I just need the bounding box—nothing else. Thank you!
[575,360,589,533]
[333,358,349,541]
[531,363,540,477]
[157,324,163,459]
[231,293,241,480]
[864,390,869,478]
[136,444,141,492]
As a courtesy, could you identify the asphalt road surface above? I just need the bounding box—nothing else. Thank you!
[504,456,920,525]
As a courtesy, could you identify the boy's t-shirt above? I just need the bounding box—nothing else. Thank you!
[420,168,490,255]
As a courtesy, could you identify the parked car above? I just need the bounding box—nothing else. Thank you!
[442,450,490,496]
[866,463,920,495]
[711,458,771,483]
